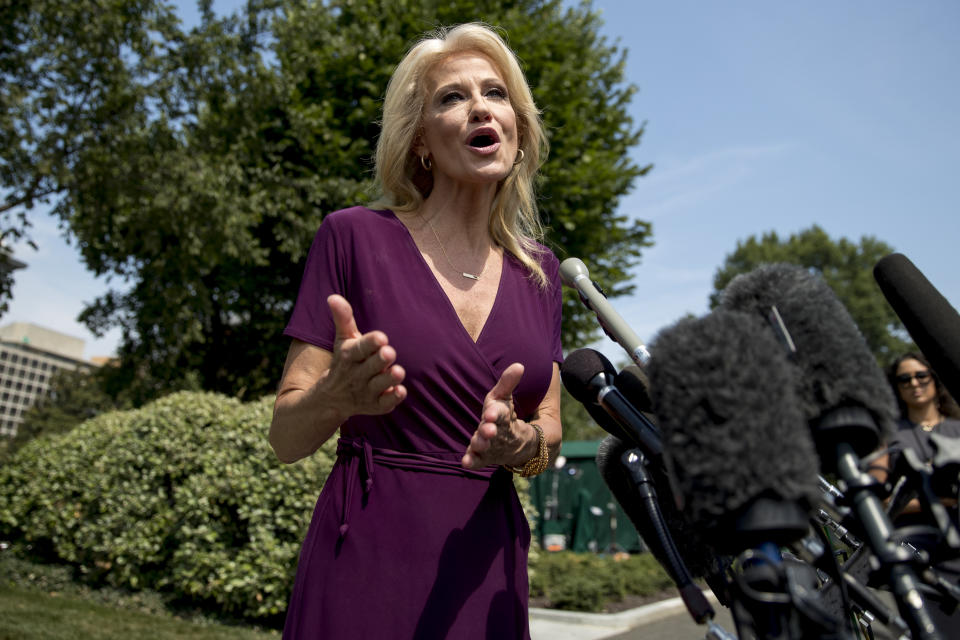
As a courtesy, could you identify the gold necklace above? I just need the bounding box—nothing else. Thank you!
[919,415,944,431]
[420,213,485,281]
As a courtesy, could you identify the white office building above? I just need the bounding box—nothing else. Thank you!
[0,322,96,438]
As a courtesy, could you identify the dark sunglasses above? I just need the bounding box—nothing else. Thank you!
[896,371,932,386]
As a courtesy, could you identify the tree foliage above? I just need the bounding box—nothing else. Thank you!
[710,225,912,363]
[1,0,182,304]
[3,0,651,403]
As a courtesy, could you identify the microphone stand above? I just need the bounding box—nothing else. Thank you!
[618,448,737,639]
[804,518,913,639]
[814,406,943,640]
[716,496,852,640]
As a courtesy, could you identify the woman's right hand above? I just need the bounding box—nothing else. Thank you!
[269,295,406,463]
[323,294,407,418]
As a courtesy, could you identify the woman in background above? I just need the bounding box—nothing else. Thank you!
[882,351,960,634]
[885,352,960,492]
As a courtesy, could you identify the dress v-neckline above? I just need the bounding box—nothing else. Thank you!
[392,210,505,345]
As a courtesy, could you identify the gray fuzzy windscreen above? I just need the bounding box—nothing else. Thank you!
[648,310,821,539]
[719,263,897,445]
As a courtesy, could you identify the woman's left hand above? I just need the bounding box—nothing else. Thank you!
[462,363,535,469]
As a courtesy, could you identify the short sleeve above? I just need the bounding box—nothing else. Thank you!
[283,217,345,351]
[545,253,564,365]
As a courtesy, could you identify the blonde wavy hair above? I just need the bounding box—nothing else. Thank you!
[371,23,550,286]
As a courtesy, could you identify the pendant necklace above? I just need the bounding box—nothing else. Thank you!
[420,212,485,281]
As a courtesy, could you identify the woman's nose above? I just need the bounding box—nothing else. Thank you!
[470,99,492,122]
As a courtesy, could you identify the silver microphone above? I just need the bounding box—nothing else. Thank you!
[559,257,650,368]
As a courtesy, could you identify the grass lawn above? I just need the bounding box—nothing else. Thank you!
[0,586,280,640]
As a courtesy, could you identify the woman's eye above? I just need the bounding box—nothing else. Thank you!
[440,92,463,104]
[486,87,507,99]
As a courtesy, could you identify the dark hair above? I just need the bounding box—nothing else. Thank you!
[886,351,960,419]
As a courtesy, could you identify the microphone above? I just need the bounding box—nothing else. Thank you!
[650,309,848,639]
[596,435,719,581]
[559,258,651,368]
[561,350,720,584]
[719,263,897,461]
[576,352,734,631]
[719,263,940,640]
[560,348,661,459]
[874,253,960,404]
[648,309,821,553]
[615,364,654,415]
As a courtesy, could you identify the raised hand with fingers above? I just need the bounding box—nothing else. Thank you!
[462,363,538,470]
[324,294,407,419]
[269,294,407,463]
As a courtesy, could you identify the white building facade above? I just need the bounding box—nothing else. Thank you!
[0,323,95,438]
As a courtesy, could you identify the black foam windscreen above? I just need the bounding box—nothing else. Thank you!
[561,348,633,445]
[874,252,960,405]
[648,309,821,552]
[560,347,615,405]
[719,263,897,459]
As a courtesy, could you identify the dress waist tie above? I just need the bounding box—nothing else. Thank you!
[334,436,502,539]
[336,438,374,538]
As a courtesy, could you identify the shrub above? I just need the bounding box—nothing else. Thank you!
[0,391,335,624]
[0,390,546,623]
[529,550,674,612]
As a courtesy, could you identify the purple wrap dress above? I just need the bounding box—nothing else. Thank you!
[281,207,563,639]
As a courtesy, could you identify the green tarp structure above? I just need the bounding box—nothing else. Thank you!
[528,439,645,553]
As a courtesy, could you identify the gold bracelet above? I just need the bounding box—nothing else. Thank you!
[504,423,548,478]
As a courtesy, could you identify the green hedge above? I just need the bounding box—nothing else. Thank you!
[0,392,334,624]
[529,551,674,612]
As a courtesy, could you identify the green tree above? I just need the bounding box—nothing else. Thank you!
[0,0,182,318]
[4,0,651,403]
[710,225,912,362]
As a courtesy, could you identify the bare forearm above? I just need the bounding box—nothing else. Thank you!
[270,384,347,463]
[542,418,562,466]
[269,327,406,464]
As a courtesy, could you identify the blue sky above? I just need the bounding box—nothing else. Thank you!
[7,1,959,363]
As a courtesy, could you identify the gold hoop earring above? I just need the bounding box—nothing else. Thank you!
[513,149,525,166]
[420,155,432,171]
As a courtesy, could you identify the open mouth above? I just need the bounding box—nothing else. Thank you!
[467,128,500,149]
